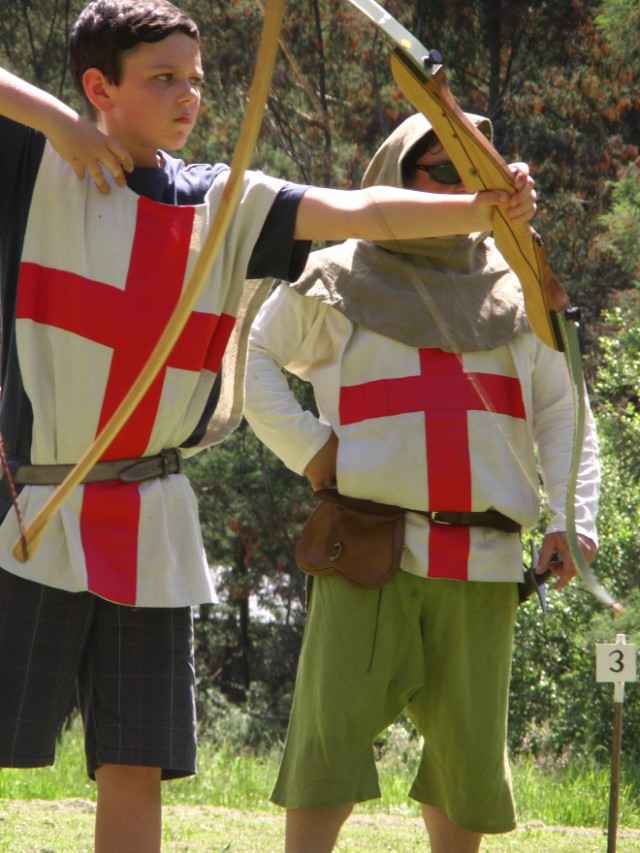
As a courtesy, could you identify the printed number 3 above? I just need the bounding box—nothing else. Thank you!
[609,649,625,674]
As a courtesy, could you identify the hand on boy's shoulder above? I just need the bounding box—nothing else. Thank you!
[51,114,134,195]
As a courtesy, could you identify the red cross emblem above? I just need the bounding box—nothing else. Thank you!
[339,348,526,580]
[17,197,234,603]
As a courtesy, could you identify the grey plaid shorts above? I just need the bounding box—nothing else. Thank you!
[0,568,196,780]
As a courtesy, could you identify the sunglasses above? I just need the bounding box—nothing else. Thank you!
[413,161,462,185]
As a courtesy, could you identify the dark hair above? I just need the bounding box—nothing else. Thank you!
[400,117,493,184]
[69,0,200,120]
[400,130,439,184]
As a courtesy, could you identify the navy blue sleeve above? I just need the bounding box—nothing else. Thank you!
[247,183,312,282]
[0,116,45,313]
[131,156,312,283]
[0,117,44,470]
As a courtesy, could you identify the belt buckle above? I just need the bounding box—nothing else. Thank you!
[159,448,181,477]
[430,512,452,526]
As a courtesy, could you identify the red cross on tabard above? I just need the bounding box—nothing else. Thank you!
[17,197,235,603]
[339,348,526,580]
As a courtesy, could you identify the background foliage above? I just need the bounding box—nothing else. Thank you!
[1,0,639,762]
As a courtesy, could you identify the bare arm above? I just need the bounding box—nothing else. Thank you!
[295,156,537,242]
[0,67,132,194]
[295,185,512,241]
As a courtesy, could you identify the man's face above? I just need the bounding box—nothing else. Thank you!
[97,31,204,167]
[404,139,466,195]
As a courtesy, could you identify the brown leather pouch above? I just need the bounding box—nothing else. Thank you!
[294,488,405,589]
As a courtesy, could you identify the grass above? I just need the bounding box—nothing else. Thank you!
[2,802,640,853]
[0,722,639,851]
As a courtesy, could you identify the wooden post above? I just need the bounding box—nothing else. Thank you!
[606,634,626,853]
[597,633,637,853]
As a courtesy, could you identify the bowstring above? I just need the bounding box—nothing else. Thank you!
[365,116,618,607]
[409,109,548,499]
[348,5,618,607]
[364,188,544,502]
[424,109,620,607]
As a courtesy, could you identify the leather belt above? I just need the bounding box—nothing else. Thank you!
[425,509,521,534]
[12,448,182,486]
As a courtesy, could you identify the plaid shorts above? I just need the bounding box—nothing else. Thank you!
[272,571,518,834]
[0,568,196,780]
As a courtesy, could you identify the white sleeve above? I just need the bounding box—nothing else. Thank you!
[244,285,334,475]
[531,337,600,543]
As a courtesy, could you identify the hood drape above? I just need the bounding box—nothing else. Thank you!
[291,113,529,352]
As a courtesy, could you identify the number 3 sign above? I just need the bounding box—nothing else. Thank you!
[596,635,637,683]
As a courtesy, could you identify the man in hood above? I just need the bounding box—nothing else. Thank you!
[244,114,598,852]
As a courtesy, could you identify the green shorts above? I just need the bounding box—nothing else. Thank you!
[271,570,518,834]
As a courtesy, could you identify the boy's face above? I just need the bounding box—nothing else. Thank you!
[91,31,204,167]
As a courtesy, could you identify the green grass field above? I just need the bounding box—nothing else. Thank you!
[0,723,638,851]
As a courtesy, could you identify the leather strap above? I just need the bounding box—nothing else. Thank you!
[314,489,520,534]
[426,509,520,534]
[12,448,181,485]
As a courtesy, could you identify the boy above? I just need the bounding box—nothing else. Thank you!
[0,2,535,851]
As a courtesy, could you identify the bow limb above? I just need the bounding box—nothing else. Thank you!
[12,0,286,563]
[347,0,567,348]
[348,0,622,612]
[558,312,624,613]
[389,56,567,351]
[390,54,622,611]
[390,52,623,613]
